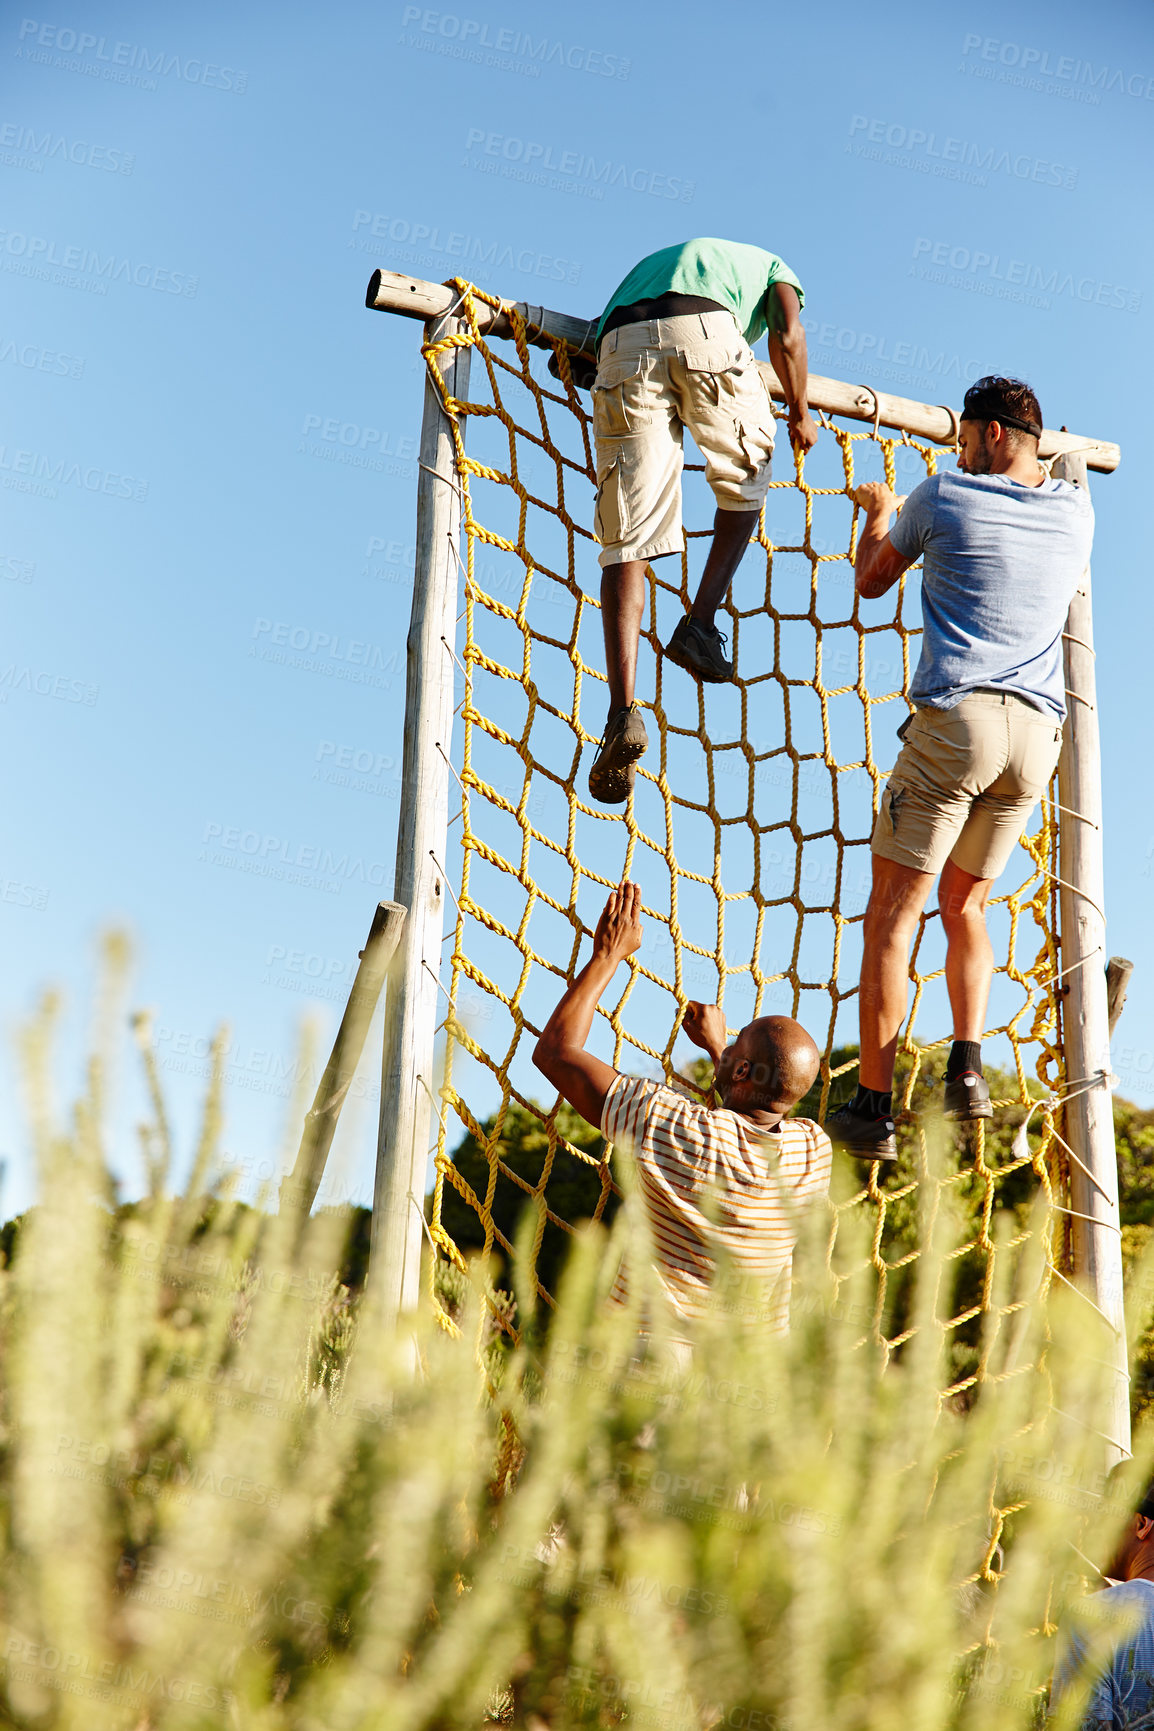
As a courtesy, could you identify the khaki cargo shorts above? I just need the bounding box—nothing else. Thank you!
[871,690,1064,880]
[592,310,776,569]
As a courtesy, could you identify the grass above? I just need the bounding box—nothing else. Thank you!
[0,980,1151,1730]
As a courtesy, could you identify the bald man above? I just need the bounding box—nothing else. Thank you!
[533,883,832,1338]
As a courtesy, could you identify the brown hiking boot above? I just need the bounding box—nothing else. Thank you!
[587,704,649,805]
[664,616,734,683]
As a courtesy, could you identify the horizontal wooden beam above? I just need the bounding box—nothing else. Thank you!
[365,268,1120,473]
[366,268,599,353]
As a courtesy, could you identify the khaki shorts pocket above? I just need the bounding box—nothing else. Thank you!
[898,702,990,798]
[718,356,759,395]
[727,364,774,473]
[735,415,774,479]
[592,354,646,441]
[595,354,645,390]
[740,440,772,485]
[877,782,905,844]
[681,342,758,415]
[1011,715,1064,799]
[679,340,745,375]
[594,456,628,547]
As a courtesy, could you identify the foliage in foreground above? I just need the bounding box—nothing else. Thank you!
[2,1003,1154,1729]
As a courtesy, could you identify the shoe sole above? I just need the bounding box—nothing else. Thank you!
[663,639,733,685]
[588,731,647,805]
[945,1104,994,1122]
[588,764,635,805]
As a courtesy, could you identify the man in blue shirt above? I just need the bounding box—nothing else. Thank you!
[828,376,1094,1159]
[585,239,819,804]
[1052,1472,1154,1727]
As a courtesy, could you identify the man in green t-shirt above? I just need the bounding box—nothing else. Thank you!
[586,238,818,804]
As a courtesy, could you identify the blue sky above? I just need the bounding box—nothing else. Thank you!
[3,0,1153,1216]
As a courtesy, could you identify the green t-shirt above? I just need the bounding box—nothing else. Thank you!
[596,238,805,345]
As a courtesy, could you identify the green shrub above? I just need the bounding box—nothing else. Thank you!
[0,994,1150,1729]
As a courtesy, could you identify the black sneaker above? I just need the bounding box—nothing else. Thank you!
[664,616,734,683]
[943,1071,993,1121]
[587,704,649,805]
[826,1102,898,1162]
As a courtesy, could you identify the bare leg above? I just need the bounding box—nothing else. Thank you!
[689,507,760,625]
[859,854,936,1091]
[601,560,647,713]
[938,858,995,1042]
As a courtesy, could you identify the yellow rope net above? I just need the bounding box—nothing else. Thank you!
[418,280,1070,1393]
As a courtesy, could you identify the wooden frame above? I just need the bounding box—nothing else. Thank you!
[366,271,1128,1454]
[370,302,471,1323]
[279,899,406,1222]
[366,268,1121,473]
[1053,452,1129,1462]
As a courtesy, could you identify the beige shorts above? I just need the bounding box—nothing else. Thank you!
[592,310,776,569]
[871,690,1064,880]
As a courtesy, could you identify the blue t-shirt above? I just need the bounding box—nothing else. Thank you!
[1052,1580,1154,1728]
[888,469,1094,720]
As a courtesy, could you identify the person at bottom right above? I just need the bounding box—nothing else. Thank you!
[1051,1470,1154,1729]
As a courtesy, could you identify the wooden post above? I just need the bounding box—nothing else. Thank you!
[370,309,470,1320]
[1106,956,1134,1037]
[1054,451,1130,1463]
[364,269,1121,474]
[279,900,407,1219]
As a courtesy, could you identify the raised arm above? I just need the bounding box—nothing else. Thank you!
[853,481,916,600]
[766,284,819,454]
[533,882,643,1128]
[680,1001,729,1102]
[682,1001,728,1066]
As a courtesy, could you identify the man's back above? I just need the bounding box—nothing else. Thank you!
[602,1074,832,1333]
[597,237,805,347]
[891,469,1095,718]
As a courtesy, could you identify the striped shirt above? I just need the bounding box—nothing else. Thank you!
[601,1075,833,1336]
